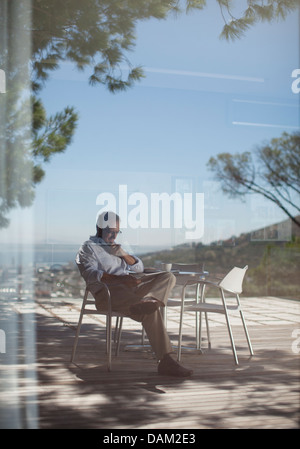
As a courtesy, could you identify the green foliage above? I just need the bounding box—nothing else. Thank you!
[140,235,300,299]
[32,99,78,166]
[30,0,300,90]
[220,17,255,41]
[218,0,300,41]
[249,238,300,298]
[185,0,207,13]
[1,0,299,229]
[207,131,300,228]
[207,151,253,197]
[258,132,300,192]
[30,0,181,93]
[0,87,78,227]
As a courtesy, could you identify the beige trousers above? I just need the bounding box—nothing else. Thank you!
[94,272,176,360]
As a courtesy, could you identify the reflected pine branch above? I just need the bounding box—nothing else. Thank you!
[207,132,300,228]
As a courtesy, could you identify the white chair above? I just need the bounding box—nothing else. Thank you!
[70,284,125,371]
[177,265,254,365]
[166,263,206,347]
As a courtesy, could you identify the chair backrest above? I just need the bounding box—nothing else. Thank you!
[219,265,248,294]
[172,263,204,273]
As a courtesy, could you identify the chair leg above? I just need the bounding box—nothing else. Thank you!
[236,294,254,356]
[220,289,239,365]
[198,283,203,351]
[141,326,145,345]
[114,317,119,343]
[105,315,109,354]
[204,311,211,349]
[198,310,202,351]
[71,313,83,363]
[195,284,200,349]
[198,284,210,352]
[72,288,125,370]
[115,316,123,356]
[177,286,186,361]
[107,313,112,372]
[71,292,87,363]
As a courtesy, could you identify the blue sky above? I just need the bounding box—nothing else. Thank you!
[1,1,299,252]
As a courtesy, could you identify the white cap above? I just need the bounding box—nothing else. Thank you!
[96,211,119,229]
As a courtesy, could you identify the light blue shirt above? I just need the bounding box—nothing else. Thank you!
[76,236,144,295]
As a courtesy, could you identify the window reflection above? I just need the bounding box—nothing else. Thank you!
[0,0,299,428]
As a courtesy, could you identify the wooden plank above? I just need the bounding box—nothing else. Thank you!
[33,296,300,429]
[2,296,298,429]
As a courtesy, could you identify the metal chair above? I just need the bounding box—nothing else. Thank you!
[165,263,206,346]
[70,284,125,371]
[177,265,254,365]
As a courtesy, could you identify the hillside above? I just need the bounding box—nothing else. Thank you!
[140,223,300,299]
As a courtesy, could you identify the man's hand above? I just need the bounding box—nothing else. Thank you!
[109,244,137,266]
[109,244,127,257]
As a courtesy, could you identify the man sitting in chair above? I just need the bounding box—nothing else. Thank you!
[76,211,193,377]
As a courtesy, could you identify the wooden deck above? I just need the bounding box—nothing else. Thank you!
[1,294,300,429]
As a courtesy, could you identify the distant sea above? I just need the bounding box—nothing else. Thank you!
[0,243,167,267]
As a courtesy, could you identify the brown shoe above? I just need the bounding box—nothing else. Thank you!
[130,298,160,315]
[158,353,193,377]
